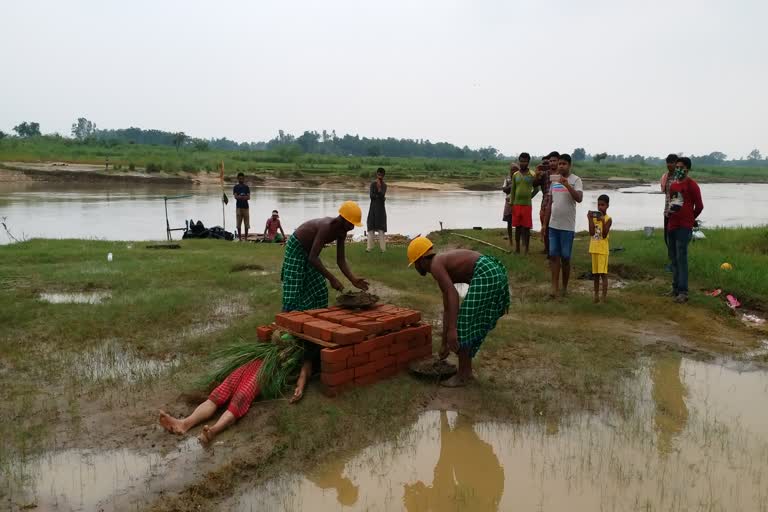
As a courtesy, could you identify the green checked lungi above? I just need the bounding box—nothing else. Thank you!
[281,235,329,312]
[457,255,510,358]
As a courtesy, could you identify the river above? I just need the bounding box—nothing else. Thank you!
[0,182,765,243]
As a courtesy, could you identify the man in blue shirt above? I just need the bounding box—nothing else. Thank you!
[233,172,251,241]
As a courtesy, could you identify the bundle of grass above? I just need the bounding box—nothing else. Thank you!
[200,332,306,399]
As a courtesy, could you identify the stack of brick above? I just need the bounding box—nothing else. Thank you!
[257,304,432,396]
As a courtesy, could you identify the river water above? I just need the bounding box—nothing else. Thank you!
[0,182,765,243]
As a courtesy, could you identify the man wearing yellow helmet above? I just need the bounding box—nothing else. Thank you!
[407,237,510,387]
[281,201,369,312]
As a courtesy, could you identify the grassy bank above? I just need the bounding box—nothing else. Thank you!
[1,228,765,509]
[2,137,767,188]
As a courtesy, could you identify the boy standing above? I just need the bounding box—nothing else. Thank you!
[233,172,250,241]
[548,154,583,298]
[509,152,538,255]
[667,157,703,304]
[502,163,518,247]
[407,237,510,387]
[534,151,559,255]
[660,154,678,262]
[281,201,369,312]
[588,195,612,303]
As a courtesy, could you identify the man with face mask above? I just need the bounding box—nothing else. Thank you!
[666,157,703,304]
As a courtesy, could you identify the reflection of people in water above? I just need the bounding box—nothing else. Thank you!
[403,411,504,511]
[651,354,689,456]
[305,456,359,507]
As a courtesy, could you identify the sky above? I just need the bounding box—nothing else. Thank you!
[1,0,766,158]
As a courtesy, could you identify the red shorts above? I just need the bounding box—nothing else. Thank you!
[512,205,533,228]
[209,359,262,419]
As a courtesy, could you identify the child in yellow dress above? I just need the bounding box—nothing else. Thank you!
[588,194,612,303]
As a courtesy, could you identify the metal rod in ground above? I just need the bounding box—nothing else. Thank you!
[448,232,512,254]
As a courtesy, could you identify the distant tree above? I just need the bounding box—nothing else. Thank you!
[0,130,6,140]
[709,151,727,162]
[172,132,188,152]
[366,145,381,157]
[295,131,320,153]
[593,152,608,164]
[13,121,41,137]
[192,139,210,151]
[573,148,586,161]
[71,117,97,140]
[748,148,762,161]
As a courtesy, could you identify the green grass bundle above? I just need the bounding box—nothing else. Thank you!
[199,336,305,399]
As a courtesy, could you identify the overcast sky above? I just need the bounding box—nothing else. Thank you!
[2,0,766,158]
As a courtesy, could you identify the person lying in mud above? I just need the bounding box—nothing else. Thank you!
[159,339,319,444]
[282,200,369,311]
[406,237,510,387]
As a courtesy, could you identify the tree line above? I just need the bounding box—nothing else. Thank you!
[2,118,765,165]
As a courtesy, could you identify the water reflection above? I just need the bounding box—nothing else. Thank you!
[651,354,689,456]
[403,411,503,511]
[305,457,359,507]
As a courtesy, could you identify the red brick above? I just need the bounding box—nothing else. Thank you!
[389,340,410,355]
[374,355,396,371]
[321,360,347,373]
[347,353,369,367]
[326,305,346,311]
[356,321,385,336]
[409,336,431,349]
[305,308,331,317]
[256,326,274,341]
[410,345,433,360]
[355,361,379,378]
[370,347,390,361]
[354,373,380,386]
[359,311,388,319]
[333,326,366,345]
[375,304,397,312]
[340,316,367,328]
[398,311,422,326]
[321,382,352,397]
[304,320,342,341]
[378,364,399,380]
[395,326,422,344]
[354,333,395,355]
[321,368,355,387]
[397,360,411,371]
[275,313,315,332]
[321,346,354,364]
[378,315,404,332]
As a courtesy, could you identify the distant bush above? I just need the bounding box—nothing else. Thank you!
[128,162,135,171]
[347,162,362,170]
[181,162,196,172]
[145,162,162,173]
[424,162,442,172]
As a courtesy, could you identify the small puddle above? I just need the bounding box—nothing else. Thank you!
[4,439,203,512]
[229,355,768,511]
[39,291,111,304]
[62,340,178,384]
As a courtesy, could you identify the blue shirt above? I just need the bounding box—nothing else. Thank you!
[233,183,250,209]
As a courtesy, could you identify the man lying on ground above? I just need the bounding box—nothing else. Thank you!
[407,237,510,387]
[159,340,319,444]
[282,201,369,312]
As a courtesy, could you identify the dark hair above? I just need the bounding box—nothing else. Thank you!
[376,167,386,175]
[272,210,278,214]
[598,194,610,204]
[559,154,572,164]
[237,172,245,178]
[519,152,531,161]
[677,156,692,170]
[666,153,678,164]
[547,151,560,159]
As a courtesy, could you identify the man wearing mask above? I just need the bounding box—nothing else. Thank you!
[666,157,703,304]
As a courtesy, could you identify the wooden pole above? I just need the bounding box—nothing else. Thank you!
[164,196,170,241]
[449,232,512,254]
[220,161,226,230]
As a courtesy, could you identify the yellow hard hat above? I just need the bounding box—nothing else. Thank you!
[338,201,363,227]
[407,236,433,266]
[720,262,733,271]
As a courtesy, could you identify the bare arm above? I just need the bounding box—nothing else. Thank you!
[289,360,312,404]
[431,259,460,354]
[587,214,596,237]
[336,237,369,290]
[308,227,342,289]
[562,178,583,203]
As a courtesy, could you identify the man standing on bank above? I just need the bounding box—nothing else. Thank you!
[233,172,251,241]
[660,153,678,270]
[366,167,388,253]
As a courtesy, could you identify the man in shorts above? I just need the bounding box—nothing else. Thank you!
[548,154,583,298]
[509,152,538,255]
[233,172,250,241]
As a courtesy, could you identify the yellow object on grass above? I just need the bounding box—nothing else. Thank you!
[720,262,733,271]
[407,236,433,266]
[338,201,363,227]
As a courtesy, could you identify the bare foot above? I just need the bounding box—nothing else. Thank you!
[159,410,187,435]
[440,374,471,388]
[197,425,215,445]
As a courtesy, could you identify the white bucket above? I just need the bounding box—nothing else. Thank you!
[643,226,654,238]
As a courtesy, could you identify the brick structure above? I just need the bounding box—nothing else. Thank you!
[260,304,432,396]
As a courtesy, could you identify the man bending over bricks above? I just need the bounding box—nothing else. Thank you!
[281,201,370,312]
[407,237,510,387]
